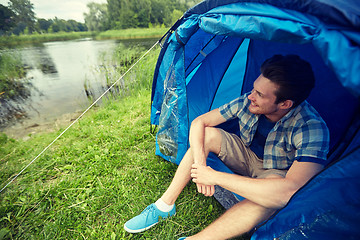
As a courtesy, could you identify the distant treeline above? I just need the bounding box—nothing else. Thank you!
[0,0,87,35]
[91,0,202,31]
[0,0,202,36]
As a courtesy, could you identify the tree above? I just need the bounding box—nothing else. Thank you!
[150,0,171,26]
[67,20,79,32]
[51,18,69,32]
[105,0,198,30]
[8,0,36,34]
[107,0,124,29]
[171,9,183,25]
[12,21,26,35]
[183,0,203,8]
[84,2,109,31]
[37,18,53,33]
[43,18,87,33]
[50,18,61,32]
[131,0,151,28]
[0,4,15,35]
[107,0,137,29]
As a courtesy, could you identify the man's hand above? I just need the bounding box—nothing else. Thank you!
[191,163,217,185]
[196,183,215,197]
[191,163,218,196]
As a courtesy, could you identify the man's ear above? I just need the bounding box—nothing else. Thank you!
[279,100,293,110]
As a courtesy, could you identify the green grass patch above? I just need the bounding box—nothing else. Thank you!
[0,51,27,99]
[0,88,230,239]
[0,28,168,48]
[95,27,168,40]
[0,32,96,48]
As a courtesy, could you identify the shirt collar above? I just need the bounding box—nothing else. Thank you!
[273,101,306,130]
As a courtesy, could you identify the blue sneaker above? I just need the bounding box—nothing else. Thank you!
[124,203,176,233]
[178,238,187,240]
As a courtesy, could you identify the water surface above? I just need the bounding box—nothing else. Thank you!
[1,38,157,139]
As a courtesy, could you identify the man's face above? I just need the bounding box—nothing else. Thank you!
[247,74,281,119]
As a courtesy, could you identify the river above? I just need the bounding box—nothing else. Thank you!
[1,38,158,139]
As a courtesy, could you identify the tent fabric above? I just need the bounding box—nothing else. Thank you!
[185,0,360,30]
[150,0,360,239]
[151,0,360,163]
[252,139,360,240]
[155,2,360,99]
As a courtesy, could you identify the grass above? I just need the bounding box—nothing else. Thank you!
[95,27,168,40]
[0,51,28,100]
[0,51,33,127]
[0,43,250,240]
[0,32,95,48]
[0,90,227,239]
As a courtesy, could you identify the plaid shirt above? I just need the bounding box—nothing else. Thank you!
[219,92,330,169]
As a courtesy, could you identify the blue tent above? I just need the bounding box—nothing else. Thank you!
[151,0,360,239]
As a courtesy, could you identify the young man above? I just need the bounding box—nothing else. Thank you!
[124,55,330,239]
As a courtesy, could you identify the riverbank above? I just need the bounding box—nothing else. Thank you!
[95,27,168,40]
[0,32,95,48]
[0,27,168,48]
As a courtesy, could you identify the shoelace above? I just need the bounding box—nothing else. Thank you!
[142,204,157,220]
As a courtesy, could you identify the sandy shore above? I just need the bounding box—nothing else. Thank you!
[2,111,83,140]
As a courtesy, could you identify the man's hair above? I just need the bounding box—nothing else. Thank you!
[260,54,315,108]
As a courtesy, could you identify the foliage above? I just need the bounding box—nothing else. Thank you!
[48,18,87,33]
[0,46,251,239]
[95,27,167,40]
[107,0,177,29]
[0,4,15,34]
[1,0,203,36]
[8,0,36,34]
[37,18,52,33]
[0,51,32,127]
[90,0,203,30]
[0,51,28,100]
[1,0,87,36]
[84,3,110,32]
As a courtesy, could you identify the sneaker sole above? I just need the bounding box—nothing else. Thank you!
[123,213,176,233]
[124,221,158,233]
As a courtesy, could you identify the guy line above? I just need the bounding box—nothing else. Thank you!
[0,40,160,194]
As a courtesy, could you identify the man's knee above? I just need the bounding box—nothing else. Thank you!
[204,127,222,154]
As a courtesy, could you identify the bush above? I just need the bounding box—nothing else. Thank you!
[0,133,7,144]
[0,52,28,100]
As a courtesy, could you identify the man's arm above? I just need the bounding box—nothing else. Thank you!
[188,109,227,197]
[191,160,324,209]
[189,108,227,165]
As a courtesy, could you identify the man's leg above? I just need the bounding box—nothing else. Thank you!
[161,127,222,205]
[187,199,275,240]
[160,148,195,205]
[124,148,195,233]
[186,174,284,240]
[124,127,222,233]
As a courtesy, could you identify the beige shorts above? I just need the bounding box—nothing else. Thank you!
[218,129,287,179]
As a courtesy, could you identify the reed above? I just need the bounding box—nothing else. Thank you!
[95,27,168,40]
[0,52,28,100]
[0,28,168,48]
